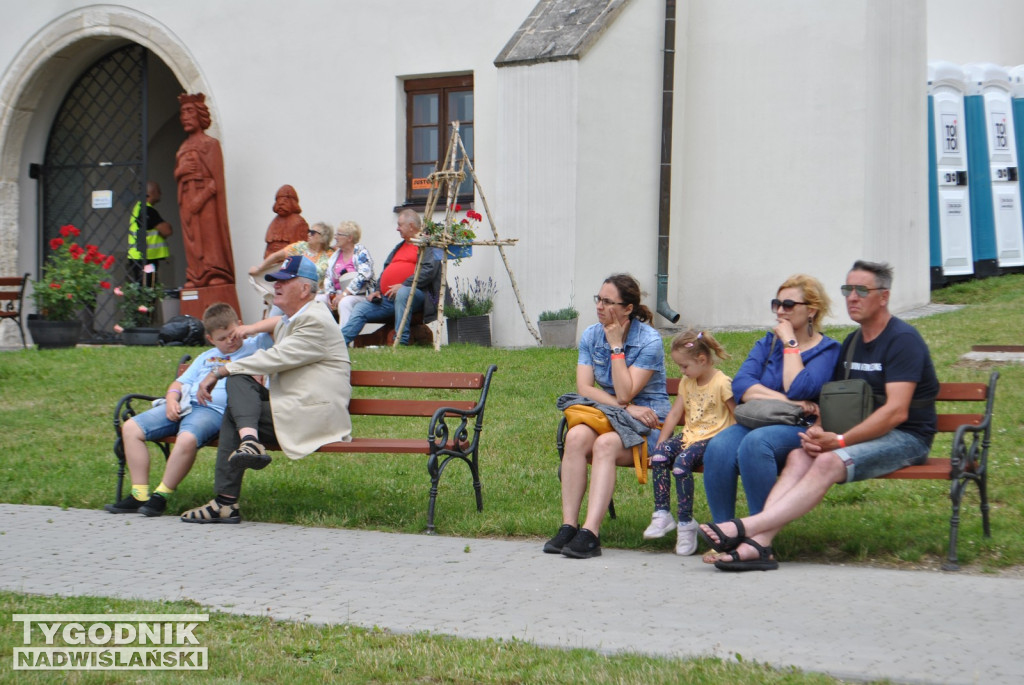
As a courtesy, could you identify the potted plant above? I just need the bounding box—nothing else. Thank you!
[422,205,481,264]
[538,303,580,348]
[113,276,164,345]
[27,224,114,348]
[446,276,496,347]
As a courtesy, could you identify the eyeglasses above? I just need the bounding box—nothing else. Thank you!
[840,285,886,298]
[308,230,322,236]
[594,295,625,306]
[770,298,807,313]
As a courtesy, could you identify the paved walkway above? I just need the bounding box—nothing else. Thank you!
[1,504,1018,683]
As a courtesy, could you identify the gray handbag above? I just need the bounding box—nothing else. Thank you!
[733,399,807,429]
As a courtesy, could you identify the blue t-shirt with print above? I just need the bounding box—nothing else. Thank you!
[175,334,273,414]
[578,320,671,419]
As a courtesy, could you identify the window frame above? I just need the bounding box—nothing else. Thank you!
[402,74,474,209]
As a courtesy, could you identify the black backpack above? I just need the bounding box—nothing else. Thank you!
[158,315,206,346]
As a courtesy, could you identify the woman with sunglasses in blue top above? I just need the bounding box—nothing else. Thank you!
[700,274,840,560]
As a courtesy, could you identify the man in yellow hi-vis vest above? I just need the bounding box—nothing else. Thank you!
[128,181,173,286]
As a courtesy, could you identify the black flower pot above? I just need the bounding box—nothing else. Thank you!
[446,315,491,347]
[122,327,161,346]
[26,315,82,349]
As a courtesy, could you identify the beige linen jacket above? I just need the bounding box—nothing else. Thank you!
[224,300,351,459]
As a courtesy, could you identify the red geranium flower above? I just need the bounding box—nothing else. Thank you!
[104,255,116,270]
[100,281,111,290]
[59,224,80,238]
[49,282,61,289]
[49,237,64,250]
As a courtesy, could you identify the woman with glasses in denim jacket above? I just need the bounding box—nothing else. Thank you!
[701,274,840,557]
[542,273,671,559]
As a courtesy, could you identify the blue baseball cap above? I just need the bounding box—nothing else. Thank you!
[265,255,318,282]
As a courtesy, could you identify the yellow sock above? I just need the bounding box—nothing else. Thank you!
[130,484,150,501]
[155,483,174,496]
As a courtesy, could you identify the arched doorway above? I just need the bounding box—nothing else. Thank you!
[35,44,184,341]
[0,6,208,346]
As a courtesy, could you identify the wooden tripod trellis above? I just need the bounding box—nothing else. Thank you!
[394,122,542,349]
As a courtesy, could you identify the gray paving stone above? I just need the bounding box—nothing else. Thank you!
[1,503,1020,684]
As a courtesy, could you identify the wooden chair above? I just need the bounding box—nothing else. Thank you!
[0,273,29,348]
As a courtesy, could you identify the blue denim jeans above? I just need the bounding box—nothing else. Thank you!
[130,403,224,447]
[341,286,425,345]
[836,429,930,482]
[702,422,804,522]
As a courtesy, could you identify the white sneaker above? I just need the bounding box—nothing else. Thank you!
[642,511,676,540]
[675,520,699,555]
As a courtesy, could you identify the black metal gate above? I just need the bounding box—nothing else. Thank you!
[34,44,148,341]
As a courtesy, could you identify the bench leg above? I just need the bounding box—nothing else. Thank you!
[943,478,966,571]
[114,437,126,502]
[427,480,439,536]
[979,471,992,538]
[470,457,483,514]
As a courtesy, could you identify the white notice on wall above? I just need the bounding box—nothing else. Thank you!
[180,290,199,301]
[91,190,113,209]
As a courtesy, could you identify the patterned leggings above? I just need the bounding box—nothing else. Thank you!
[650,436,711,524]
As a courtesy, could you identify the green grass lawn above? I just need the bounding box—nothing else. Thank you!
[1,275,1020,570]
[0,274,1020,683]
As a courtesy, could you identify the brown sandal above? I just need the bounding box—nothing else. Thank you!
[180,498,240,524]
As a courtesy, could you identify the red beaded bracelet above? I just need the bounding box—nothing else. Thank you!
[783,347,801,355]
[611,353,625,360]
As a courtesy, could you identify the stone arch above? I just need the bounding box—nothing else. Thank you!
[0,5,213,288]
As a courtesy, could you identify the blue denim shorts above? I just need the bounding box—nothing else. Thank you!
[130,403,224,447]
[834,429,931,483]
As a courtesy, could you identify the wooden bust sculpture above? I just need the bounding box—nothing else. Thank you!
[264,185,309,258]
[174,93,235,288]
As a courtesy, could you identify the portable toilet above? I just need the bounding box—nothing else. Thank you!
[1008,64,1024,260]
[964,63,1024,274]
[927,61,973,287]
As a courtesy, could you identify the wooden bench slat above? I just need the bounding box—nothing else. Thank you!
[936,414,984,431]
[878,458,953,480]
[935,383,988,401]
[351,370,484,389]
[348,398,478,417]
[154,436,466,455]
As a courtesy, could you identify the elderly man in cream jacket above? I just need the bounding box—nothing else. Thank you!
[182,255,351,523]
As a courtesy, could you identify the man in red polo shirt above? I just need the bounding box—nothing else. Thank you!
[341,209,441,345]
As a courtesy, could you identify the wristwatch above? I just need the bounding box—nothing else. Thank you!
[610,346,624,355]
[786,339,798,348]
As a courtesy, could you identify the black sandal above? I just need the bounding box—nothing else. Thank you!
[698,518,745,553]
[714,538,779,572]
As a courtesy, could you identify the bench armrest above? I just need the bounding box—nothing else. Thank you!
[949,371,998,477]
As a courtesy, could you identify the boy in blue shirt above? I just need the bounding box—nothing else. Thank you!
[105,302,273,516]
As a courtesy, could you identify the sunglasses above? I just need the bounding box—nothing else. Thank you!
[840,285,886,298]
[770,298,807,313]
[594,295,625,306]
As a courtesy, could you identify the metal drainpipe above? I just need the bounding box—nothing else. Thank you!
[656,0,681,324]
